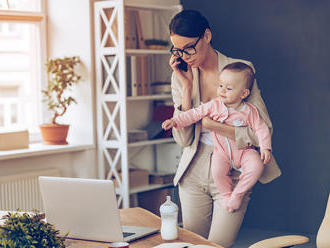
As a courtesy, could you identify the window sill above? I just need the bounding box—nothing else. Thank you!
[0,143,95,161]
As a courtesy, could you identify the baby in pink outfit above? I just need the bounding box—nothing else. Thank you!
[162,62,272,212]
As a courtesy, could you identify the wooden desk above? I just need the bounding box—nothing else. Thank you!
[66,207,224,248]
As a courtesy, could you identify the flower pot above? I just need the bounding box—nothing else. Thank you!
[39,124,70,145]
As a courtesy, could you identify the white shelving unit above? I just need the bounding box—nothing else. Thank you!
[94,0,182,208]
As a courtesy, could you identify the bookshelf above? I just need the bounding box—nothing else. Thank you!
[94,0,182,208]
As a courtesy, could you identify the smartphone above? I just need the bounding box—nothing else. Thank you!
[176,57,188,72]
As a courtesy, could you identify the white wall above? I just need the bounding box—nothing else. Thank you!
[0,0,97,179]
[46,0,95,145]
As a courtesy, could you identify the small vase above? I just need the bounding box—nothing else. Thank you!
[39,124,70,145]
[316,193,330,248]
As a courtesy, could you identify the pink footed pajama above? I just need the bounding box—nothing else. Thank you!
[173,97,271,212]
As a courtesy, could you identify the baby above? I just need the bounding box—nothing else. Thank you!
[162,62,272,212]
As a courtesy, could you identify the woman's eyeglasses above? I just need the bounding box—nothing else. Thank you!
[170,36,201,58]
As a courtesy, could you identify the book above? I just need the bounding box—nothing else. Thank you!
[126,56,131,96]
[132,55,149,96]
[128,55,150,96]
[136,56,142,96]
[0,129,29,150]
[125,10,149,49]
[124,9,131,48]
[124,9,137,48]
[134,10,146,49]
[130,56,138,96]
[140,55,149,95]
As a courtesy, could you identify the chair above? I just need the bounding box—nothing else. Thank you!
[249,194,330,248]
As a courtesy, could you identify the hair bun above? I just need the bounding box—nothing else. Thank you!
[169,10,210,38]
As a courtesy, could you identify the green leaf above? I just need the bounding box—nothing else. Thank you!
[0,211,67,248]
[42,56,82,122]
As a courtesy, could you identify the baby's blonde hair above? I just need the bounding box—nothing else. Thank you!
[221,62,255,91]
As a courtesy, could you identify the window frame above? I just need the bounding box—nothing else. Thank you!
[0,2,47,143]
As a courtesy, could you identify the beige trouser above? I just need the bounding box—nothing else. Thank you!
[178,142,251,248]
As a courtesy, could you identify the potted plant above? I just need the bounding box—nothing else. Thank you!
[0,211,66,248]
[40,56,81,145]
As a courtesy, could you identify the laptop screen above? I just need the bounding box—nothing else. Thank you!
[39,177,124,242]
[39,176,158,243]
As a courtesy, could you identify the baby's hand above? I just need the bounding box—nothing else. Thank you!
[162,118,176,130]
[260,149,271,164]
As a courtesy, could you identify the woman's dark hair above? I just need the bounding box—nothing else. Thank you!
[169,10,210,38]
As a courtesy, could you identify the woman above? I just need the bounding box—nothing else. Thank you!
[169,10,281,247]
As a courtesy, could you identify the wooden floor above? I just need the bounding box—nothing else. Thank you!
[234,228,315,248]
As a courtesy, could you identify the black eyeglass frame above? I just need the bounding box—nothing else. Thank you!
[170,36,201,58]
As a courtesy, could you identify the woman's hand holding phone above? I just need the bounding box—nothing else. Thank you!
[176,57,188,72]
[169,55,193,90]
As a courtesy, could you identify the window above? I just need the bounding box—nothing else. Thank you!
[0,0,45,138]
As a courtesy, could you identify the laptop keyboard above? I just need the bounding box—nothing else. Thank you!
[123,232,135,238]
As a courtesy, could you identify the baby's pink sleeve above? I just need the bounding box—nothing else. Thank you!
[246,103,272,151]
[173,100,216,129]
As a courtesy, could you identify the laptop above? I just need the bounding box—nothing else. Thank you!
[38,176,159,242]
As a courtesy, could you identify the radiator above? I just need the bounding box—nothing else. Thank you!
[0,169,60,211]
